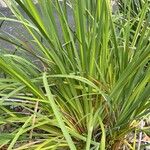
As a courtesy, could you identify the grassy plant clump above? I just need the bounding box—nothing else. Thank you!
[0,0,150,149]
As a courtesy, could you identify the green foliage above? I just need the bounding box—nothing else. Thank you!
[0,0,150,149]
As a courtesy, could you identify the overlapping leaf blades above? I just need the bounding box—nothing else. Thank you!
[0,0,149,149]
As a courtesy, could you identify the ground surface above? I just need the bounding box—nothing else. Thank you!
[0,7,30,51]
[0,2,74,53]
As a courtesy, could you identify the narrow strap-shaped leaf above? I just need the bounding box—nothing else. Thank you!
[43,72,77,150]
